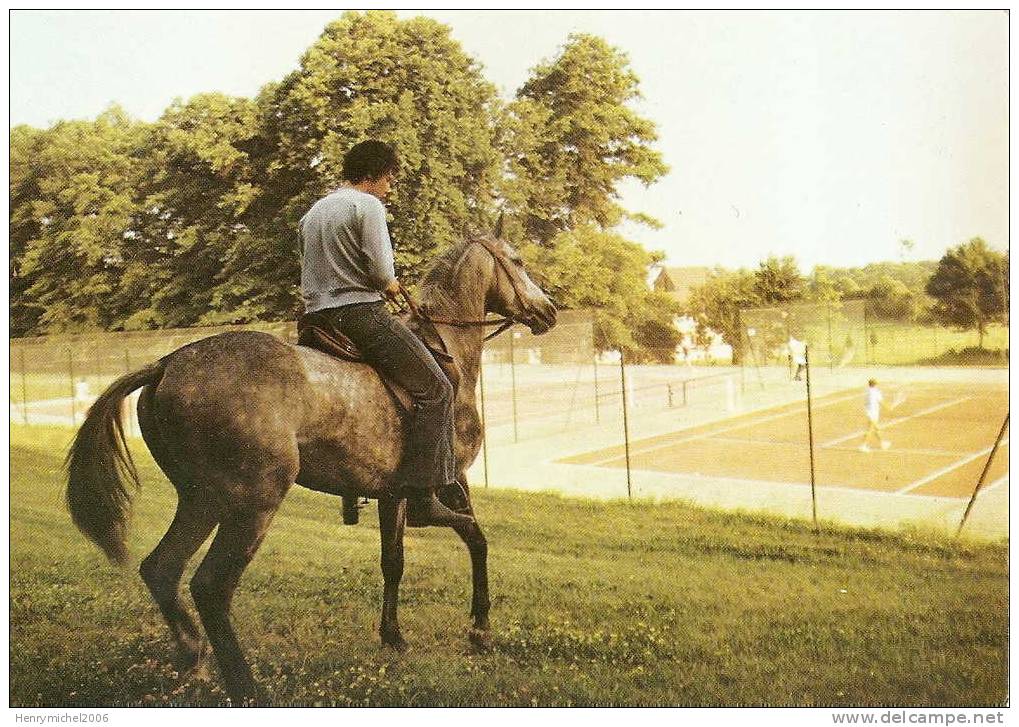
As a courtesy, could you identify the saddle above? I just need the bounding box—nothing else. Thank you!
[297,310,461,526]
[296,311,460,403]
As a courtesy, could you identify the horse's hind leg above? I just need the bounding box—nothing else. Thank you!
[139,494,219,671]
[377,497,408,649]
[190,505,279,704]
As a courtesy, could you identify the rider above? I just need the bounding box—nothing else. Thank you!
[299,140,471,527]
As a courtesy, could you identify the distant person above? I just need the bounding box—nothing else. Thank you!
[859,378,891,452]
[838,335,856,368]
[788,336,807,381]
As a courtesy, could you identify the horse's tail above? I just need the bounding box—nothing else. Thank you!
[65,360,166,565]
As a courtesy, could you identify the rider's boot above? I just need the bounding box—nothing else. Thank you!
[404,488,474,527]
[436,480,472,515]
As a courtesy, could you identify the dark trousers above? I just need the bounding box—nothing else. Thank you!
[320,302,456,492]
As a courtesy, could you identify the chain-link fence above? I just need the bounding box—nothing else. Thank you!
[9,309,1009,538]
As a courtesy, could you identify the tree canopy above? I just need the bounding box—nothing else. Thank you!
[11,13,672,363]
[501,33,668,245]
[925,238,1008,347]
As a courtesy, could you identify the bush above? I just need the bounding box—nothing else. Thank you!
[920,347,1009,366]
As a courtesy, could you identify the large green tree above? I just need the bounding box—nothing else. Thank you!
[501,33,668,245]
[925,238,1008,348]
[120,93,265,328]
[499,33,670,357]
[10,107,149,335]
[753,256,805,305]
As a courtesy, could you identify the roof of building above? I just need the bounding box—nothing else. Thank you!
[652,266,713,302]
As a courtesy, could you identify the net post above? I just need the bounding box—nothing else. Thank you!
[956,413,1009,538]
[619,351,633,501]
[805,345,819,532]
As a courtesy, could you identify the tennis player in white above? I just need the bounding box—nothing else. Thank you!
[859,378,891,452]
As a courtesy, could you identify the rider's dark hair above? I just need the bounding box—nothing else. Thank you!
[343,140,399,183]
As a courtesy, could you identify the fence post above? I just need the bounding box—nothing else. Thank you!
[19,346,28,425]
[619,351,633,501]
[805,345,819,532]
[478,358,489,488]
[67,349,77,426]
[593,352,600,424]
[509,331,519,443]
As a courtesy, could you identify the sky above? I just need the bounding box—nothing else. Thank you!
[9,9,1009,271]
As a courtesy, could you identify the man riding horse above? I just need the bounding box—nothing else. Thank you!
[299,140,469,528]
[65,138,557,703]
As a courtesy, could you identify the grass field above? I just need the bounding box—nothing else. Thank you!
[864,323,1008,366]
[10,425,1007,707]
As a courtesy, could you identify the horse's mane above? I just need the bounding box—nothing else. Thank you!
[417,238,479,310]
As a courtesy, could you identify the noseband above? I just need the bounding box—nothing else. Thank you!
[402,239,537,342]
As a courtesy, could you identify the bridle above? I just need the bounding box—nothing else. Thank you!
[399,238,539,342]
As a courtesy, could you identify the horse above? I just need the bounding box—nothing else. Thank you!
[65,226,557,704]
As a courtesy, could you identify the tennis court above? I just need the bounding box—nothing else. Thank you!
[559,382,1008,499]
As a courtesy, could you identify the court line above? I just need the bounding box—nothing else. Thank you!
[819,396,972,449]
[709,434,961,456]
[583,390,864,466]
[896,438,1010,495]
[560,463,970,502]
[823,445,968,458]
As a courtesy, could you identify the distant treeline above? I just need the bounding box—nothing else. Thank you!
[685,240,1008,360]
[11,10,678,358]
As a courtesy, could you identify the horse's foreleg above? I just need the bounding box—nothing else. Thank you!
[377,496,408,649]
[450,505,490,647]
[190,506,278,705]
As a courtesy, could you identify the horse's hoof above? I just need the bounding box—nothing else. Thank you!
[468,628,492,652]
[177,639,208,674]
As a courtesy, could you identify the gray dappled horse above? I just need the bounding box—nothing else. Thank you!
[65,228,557,703]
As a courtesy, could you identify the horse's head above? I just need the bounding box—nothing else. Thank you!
[419,217,557,335]
[471,220,557,335]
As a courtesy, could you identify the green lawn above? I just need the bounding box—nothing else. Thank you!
[10,425,1007,707]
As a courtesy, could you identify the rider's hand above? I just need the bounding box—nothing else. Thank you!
[382,279,402,304]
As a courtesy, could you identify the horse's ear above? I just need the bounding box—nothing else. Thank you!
[494,212,505,239]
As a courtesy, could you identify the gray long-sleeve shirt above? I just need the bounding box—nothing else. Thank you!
[299,187,398,313]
